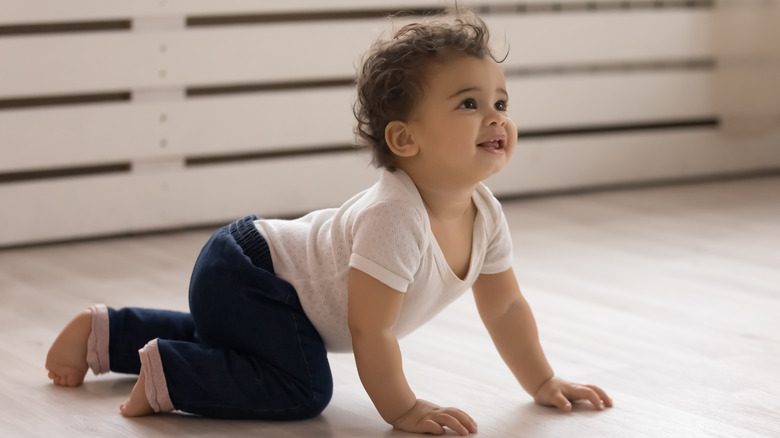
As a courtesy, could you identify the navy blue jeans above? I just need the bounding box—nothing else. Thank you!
[106,215,333,420]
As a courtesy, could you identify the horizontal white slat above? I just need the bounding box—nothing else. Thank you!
[0,71,714,172]
[0,152,381,247]
[510,70,714,129]
[486,9,713,67]
[0,20,374,99]
[0,10,713,99]
[0,0,671,25]
[2,129,779,247]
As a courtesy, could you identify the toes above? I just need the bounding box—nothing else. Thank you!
[48,369,82,387]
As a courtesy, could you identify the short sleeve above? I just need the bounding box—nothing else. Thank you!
[480,207,514,275]
[349,202,427,292]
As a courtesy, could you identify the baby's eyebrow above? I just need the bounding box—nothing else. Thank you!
[448,87,509,99]
[449,87,479,99]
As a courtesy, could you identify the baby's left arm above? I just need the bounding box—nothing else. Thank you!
[472,268,613,412]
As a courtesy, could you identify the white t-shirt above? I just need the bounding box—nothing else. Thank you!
[254,169,513,352]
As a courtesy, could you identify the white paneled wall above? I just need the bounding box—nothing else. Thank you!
[1,0,778,247]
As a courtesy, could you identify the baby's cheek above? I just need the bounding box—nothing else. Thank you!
[506,116,518,137]
[505,117,519,155]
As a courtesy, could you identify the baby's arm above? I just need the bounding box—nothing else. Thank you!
[348,268,478,436]
[472,268,612,411]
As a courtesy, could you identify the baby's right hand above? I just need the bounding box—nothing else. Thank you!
[391,399,477,436]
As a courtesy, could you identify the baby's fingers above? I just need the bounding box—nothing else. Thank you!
[445,408,478,434]
[567,386,605,410]
[420,419,446,435]
[550,392,572,412]
[432,413,471,436]
[586,384,613,408]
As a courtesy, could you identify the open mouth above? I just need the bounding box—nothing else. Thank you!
[477,136,506,152]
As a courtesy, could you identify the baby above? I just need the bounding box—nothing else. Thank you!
[46,9,611,435]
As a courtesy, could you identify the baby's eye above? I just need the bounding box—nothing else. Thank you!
[495,100,508,111]
[457,98,477,110]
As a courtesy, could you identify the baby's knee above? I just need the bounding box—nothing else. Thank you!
[294,387,333,420]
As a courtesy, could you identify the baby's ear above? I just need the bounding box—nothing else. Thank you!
[385,121,419,158]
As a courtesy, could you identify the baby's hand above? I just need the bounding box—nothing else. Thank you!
[391,399,478,436]
[533,376,613,412]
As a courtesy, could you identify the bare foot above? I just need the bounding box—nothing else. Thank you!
[45,310,92,387]
[120,369,155,417]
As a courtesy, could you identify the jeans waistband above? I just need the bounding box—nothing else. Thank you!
[229,215,275,274]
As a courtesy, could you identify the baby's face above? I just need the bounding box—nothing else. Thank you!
[405,55,517,185]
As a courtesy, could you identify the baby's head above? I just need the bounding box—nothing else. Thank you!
[354,9,505,171]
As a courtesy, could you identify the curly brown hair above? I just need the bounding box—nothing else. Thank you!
[353,9,505,170]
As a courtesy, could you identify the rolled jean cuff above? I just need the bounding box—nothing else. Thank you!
[139,339,175,413]
[86,304,110,375]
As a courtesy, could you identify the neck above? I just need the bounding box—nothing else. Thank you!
[400,167,477,221]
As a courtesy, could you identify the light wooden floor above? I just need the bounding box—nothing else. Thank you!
[1,176,779,438]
